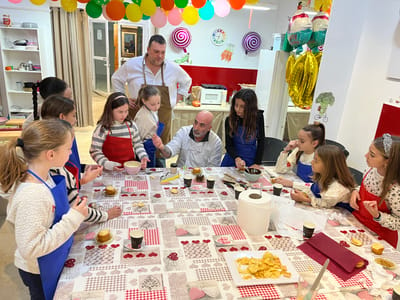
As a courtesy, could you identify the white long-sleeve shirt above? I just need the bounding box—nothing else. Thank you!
[111,56,192,108]
[7,180,84,274]
[304,180,351,208]
[134,106,159,141]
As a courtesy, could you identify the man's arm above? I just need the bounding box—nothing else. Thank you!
[176,66,192,99]
[152,134,172,158]
[111,64,127,93]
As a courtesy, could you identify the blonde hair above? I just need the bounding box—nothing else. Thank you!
[0,119,73,193]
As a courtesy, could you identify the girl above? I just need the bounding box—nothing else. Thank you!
[90,92,149,170]
[133,86,164,168]
[220,89,265,169]
[350,134,400,249]
[24,76,73,128]
[41,95,121,223]
[0,119,88,300]
[290,145,355,208]
[274,123,325,189]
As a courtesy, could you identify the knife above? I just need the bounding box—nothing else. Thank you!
[303,259,330,300]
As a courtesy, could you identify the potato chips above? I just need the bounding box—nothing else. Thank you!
[236,251,292,280]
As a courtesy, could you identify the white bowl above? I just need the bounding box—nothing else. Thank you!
[124,161,141,175]
[244,168,262,182]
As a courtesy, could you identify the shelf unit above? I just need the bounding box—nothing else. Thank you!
[0,26,42,118]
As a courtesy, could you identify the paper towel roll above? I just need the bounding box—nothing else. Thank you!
[237,189,272,236]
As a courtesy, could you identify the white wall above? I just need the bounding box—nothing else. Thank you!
[312,0,400,170]
[0,0,55,77]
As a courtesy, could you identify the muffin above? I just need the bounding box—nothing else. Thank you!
[105,185,116,195]
[97,229,111,243]
[192,167,201,175]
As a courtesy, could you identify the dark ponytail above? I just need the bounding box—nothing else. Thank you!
[32,81,40,121]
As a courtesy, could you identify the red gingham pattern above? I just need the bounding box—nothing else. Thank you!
[196,266,232,281]
[212,224,247,240]
[128,228,160,245]
[200,207,226,212]
[125,180,148,190]
[289,295,328,300]
[125,288,167,300]
[331,271,373,288]
[85,274,126,292]
[182,242,212,259]
[238,284,281,299]
[182,216,211,225]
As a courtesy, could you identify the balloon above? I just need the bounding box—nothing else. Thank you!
[77,0,90,3]
[199,0,213,20]
[106,0,125,20]
[175,0,188,9]
[214,0,230,17]
[228,0,245,10]
[102,4,112,20]
[245,0,258,4]
[8,0,22,3]
[171,27,192,52]
[154,0,160,6]
[126,3,142,22]
[61,0,78,12]
[182,5,199,25]
[287,9,312,52]
[242,31,261,54]
[131,0,141,4]
[142,14,150,20]
[93,0,108,4]
[86,1,103,18]
[192,0,206,8]
[307,11,329,51]
[150,7,167,28]
[123,2,129,19]
[168,7,182,26]
[160,0,174,11]
[141,0,157,16]
[30,0,46,5]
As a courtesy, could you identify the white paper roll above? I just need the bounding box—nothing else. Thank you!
[237,189,272,236]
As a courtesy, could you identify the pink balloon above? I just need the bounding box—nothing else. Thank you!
[8,0,23,3]
[214,0,230,17]
[168,7,182,26]
[102,4,112,21]
[151,7,167,28]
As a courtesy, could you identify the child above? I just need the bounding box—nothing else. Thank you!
[274,123,325,188]
[350,134,400,249]
[290,145,355,208]
[220,89,265,169]
[133,86,164,168]
[90,92,149,170]
[0,119,88,300]
[41,95,121,222]
[24,76,73,128]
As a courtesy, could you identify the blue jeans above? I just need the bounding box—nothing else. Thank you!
[18,268,45,300]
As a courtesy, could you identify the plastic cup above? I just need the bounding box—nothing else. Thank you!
[206,175,215,189]
[234,185,244,200]
[183,174,192,188]
[130,229,144,249]
[273,183,283,196]
[303,222,315,239]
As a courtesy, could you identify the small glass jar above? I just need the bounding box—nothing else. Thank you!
[170,163,178,174]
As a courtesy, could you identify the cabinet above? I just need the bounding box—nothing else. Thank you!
[0,26,42,118]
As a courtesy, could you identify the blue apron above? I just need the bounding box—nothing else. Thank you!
[27,170,74,300]
[296,160,313,182]
[65,138,81,184]
[311,179,354,212]
[144,122,164,168]
[221,125,257,167]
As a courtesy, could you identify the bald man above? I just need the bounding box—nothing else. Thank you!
[152,110,222,167]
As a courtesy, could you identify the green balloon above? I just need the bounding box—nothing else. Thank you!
[123,2,129,20]
[154,0,160,6]
[86,1,102,18]
[175,0,188,9]
[93,0,106,5]
[132,0,141,5]
[142,14,150,20]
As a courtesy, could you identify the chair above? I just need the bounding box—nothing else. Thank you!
[262,137,288,166]
[349,166,363,186]
[325,139,350,158]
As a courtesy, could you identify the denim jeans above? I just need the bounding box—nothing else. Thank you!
[18,268,45,300]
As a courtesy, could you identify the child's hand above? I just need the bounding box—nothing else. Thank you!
[290,190,310,203]
[350,190,360,210]
[363,201,380,219]
[249,164,263,170]
[104,161,121,171]
[72,196,88,217]
[128,98,138,110]
[235,157,246,170]
[283,140,298,152]
[140,157,150,169]
[152,134,163,150]
[107,206,122,220]
[81,165,103,185]
[274,177,293,188]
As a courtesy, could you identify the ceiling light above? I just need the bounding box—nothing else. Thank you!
[243,5,271,11]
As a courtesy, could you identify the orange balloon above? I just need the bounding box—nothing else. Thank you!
[160,0,174,11]
[77,0,90,3]
[229,0,245,10]
[106,0,126,20]
[192,0,206,8]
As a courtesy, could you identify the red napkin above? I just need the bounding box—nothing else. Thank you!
[298,232,368,281]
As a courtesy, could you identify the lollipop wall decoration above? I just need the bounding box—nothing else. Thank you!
[171,27,192,53]
[242,31,261,55]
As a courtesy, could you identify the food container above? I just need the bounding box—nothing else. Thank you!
[124,161,141,175]
[244,168,261,182]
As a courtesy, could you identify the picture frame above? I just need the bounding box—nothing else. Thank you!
[121,28,137,58]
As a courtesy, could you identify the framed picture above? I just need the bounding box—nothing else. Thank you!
[121,28,137,58]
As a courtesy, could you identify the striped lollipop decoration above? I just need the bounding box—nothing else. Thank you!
[242,31,261,55]
[171,27,192,53]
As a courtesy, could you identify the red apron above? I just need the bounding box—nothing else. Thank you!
[102,122,135,165]
[353,169,398,248]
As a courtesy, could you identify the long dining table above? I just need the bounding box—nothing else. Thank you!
[54,167,400,300]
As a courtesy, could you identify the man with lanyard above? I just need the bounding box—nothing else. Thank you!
[111,34,192,150]
[152,110,222,167]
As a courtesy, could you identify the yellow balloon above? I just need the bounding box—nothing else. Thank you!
[245,0,259,4]
[140,0,157,17]
[126,3,142,22]
[182,6,199,26]
[30,0,46,5]
[61,0,78,12]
